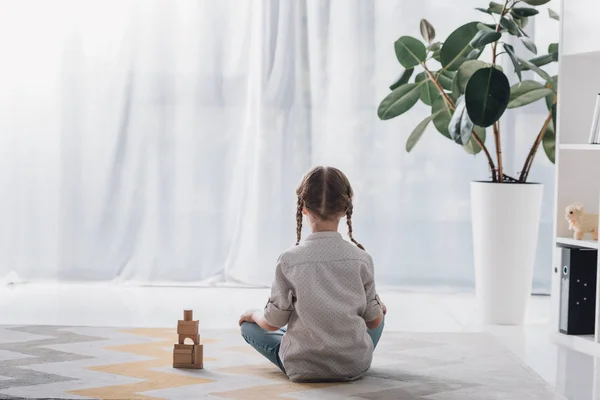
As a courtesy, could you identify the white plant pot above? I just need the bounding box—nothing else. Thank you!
[471,181,544,325]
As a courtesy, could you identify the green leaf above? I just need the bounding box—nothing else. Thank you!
[508,81,554,108]
[520,53,558,74]
[416,72,442,106]
[503,44,522,81]
[475,7,492,15]
[542,119,555,164]
[500,17,520,36]
[465,67,511,127]
[519,57,552,81]
[421,80,441,106]
[394,36,427,68]
[463,126,486,155]
[477,23,495,32]
[488,1,505,13]
[406,113,438,152]
[448,96,474,145]
[470,30,502,48]
[548,8,560,20]
[482,23,505,32]
[389,68,414,90]
[427,42,442,52]
[529,53,556,68]
[520,37,538,54]
[519,26,530,38]
[378,83,422,120]
[432,49,441,62]
[454,60,489,95]
[552,103,557,133]
[515,16,530,29]
[510,80,544,92]
[420,19,436,44]
[466,48,483,61]
[511,7,539,18]
[437,70,455,91]
[440,22,480,71]
[432,96,454,138]
[548,43,558,54]
[545,76,558,109]
[522,0,550,5]
[549,75,558,93]
[451,78,460,100]
[509,88,554,109]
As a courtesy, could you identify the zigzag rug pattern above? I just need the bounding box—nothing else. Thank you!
[0,326,565,400]
[0,326,104,390]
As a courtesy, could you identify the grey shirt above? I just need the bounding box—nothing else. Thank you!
[263,231,383,382]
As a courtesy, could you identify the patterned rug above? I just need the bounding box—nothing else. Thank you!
[0,326,564,400]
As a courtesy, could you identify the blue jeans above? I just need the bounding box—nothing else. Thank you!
[240,317,385,373]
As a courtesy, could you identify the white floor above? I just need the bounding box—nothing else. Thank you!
[0,283,597,400]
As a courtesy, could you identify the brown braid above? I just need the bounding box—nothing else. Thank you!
[295,166,365,250]
[296,196,304,245]
[346,205,365,250]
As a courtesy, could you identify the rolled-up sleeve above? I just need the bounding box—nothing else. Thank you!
[263,259,295,328]
[361,256,383,322]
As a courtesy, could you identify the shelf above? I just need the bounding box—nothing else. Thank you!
[552,333,600,357]
[559,144,600,150]
[556,236,599,249]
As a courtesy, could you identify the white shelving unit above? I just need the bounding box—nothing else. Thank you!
[559,144,600,151]
[552,333,600,357]
[556,237,598,250]
[551,0,600,355]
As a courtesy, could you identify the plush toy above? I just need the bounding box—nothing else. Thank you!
[565,203,599,240]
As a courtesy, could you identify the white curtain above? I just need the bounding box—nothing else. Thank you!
[0,0,557,291]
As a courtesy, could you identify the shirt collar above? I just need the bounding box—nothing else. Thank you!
[305,231,342,241]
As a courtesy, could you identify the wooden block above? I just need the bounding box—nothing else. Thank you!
[174,352,192,362]
[173,363,203,369]
[194,344,203,364]
[174,349,192,355]
[177,320,199,326]
[174,344,194,350]
[183,310,193,321]
[179,334,199,345]
[174,353,192,364]
[177,325,199,336]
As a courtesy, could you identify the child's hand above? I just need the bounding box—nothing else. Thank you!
[238,310,256,326]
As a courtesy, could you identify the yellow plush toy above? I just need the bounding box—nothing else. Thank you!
[565,203,599,240]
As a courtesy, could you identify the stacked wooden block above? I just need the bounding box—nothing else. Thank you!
[172,309,203,369]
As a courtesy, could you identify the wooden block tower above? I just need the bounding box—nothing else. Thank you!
[172,309,203,369]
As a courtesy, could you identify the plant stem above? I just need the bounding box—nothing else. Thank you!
[493,120,503,183]
[490,0,511,183]
[423,67,455,108]
[472,130,498,182]
[492,0,510,64]
[519,107,554,182]
[421,63,498,181]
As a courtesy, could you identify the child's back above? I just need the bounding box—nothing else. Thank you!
[270,231,381,382]
[238,166,384,382]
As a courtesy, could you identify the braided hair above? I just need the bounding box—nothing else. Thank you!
[295,166,364,250]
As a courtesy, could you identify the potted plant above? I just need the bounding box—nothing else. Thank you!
[378,0,559,325]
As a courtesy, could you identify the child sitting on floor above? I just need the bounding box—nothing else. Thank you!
[238,166,386,382]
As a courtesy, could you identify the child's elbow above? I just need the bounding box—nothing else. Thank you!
[255,314,282,331]
[365,313,383,330]
[265,323,281,331]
